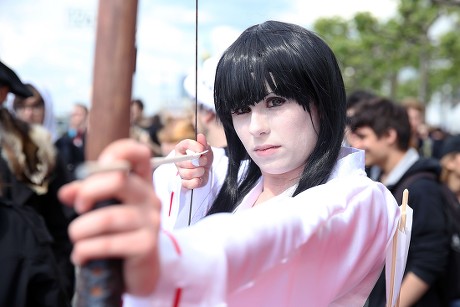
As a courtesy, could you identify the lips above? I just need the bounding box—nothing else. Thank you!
[254,145,280,152]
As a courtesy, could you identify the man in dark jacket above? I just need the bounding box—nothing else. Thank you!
[349,97,450,306]
[55,103,88,179]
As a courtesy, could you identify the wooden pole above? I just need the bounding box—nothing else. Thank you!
[86,0,138,160]
[76,1,138,306]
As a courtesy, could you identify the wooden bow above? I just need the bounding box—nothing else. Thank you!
[75,0,138,306]
[86,0,138,159]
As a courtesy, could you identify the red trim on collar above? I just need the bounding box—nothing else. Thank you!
[163,230,182,255]
[168,192,174,217]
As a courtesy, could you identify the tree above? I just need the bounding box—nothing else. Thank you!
[313,0,460,106]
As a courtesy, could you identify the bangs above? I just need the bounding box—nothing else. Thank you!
[214,30,314,119]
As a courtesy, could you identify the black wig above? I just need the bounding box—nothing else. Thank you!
[207,20,346,214]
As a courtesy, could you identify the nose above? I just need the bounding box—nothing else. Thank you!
[20,108,34,120]
[248,110,269,136]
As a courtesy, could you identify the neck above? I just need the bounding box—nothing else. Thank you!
[254,177,298,207]
[254,168,302,206]
[379,150,407,183]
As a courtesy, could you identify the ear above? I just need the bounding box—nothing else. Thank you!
[383,128,398,146]
[0,85,9,102]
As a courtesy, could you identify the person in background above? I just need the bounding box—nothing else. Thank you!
[344,89,377,146]
[130,99,161,157]
[147,113,163,149]
[156,116,196,157]
[402,97,446,160]
[349,97,449,306]
[131,98,164,151]
[59,21,408,306]
[345,89,380,180]
[183,55,228,149]
[0,60,73,306]
[155,54,230,229]
[131,98,152,130]
[55,103,88,179]
[12,83,58,142]
[439,134,460,306]
[346,89,377,117]
[440,134,460,204]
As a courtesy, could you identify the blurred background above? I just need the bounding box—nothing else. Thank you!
[1,0,460,133]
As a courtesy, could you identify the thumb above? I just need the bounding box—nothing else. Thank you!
[197,133,209,149]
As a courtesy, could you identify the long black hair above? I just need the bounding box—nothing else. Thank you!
[207,20,346,215]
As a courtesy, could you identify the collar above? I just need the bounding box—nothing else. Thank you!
[384,148,419,186]
[328,146,366,181]
[234,146,365,212]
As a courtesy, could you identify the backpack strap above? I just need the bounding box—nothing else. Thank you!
[393,171,437,205]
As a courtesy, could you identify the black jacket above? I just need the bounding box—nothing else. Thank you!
[368,158,450,307]
[0,197,71,306]
[0,153,75,304]
[55,131,86,180]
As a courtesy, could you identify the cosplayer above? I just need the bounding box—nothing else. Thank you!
[59,21,410,306]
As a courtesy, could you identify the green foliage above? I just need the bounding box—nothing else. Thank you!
[313,0,460,105]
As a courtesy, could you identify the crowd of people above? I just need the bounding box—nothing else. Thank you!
[0,61,74,306]
[1,19,460,307]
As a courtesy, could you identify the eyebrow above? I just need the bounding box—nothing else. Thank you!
[261,92,274,101]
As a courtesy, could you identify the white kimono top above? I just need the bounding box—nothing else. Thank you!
[126,147,404,306]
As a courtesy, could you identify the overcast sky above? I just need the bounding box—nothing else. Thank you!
[0,0,398,117]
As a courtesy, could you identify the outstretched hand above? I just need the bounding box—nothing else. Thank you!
[58,139,162,296]
[174,133,213,190]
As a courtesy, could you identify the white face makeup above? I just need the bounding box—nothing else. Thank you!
[232,93,319,180]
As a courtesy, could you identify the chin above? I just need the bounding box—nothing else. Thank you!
[262,165,302,176]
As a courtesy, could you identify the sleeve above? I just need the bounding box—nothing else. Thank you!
[153,147,227,230]
[152,157,182,231]
[124,175,401,306]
